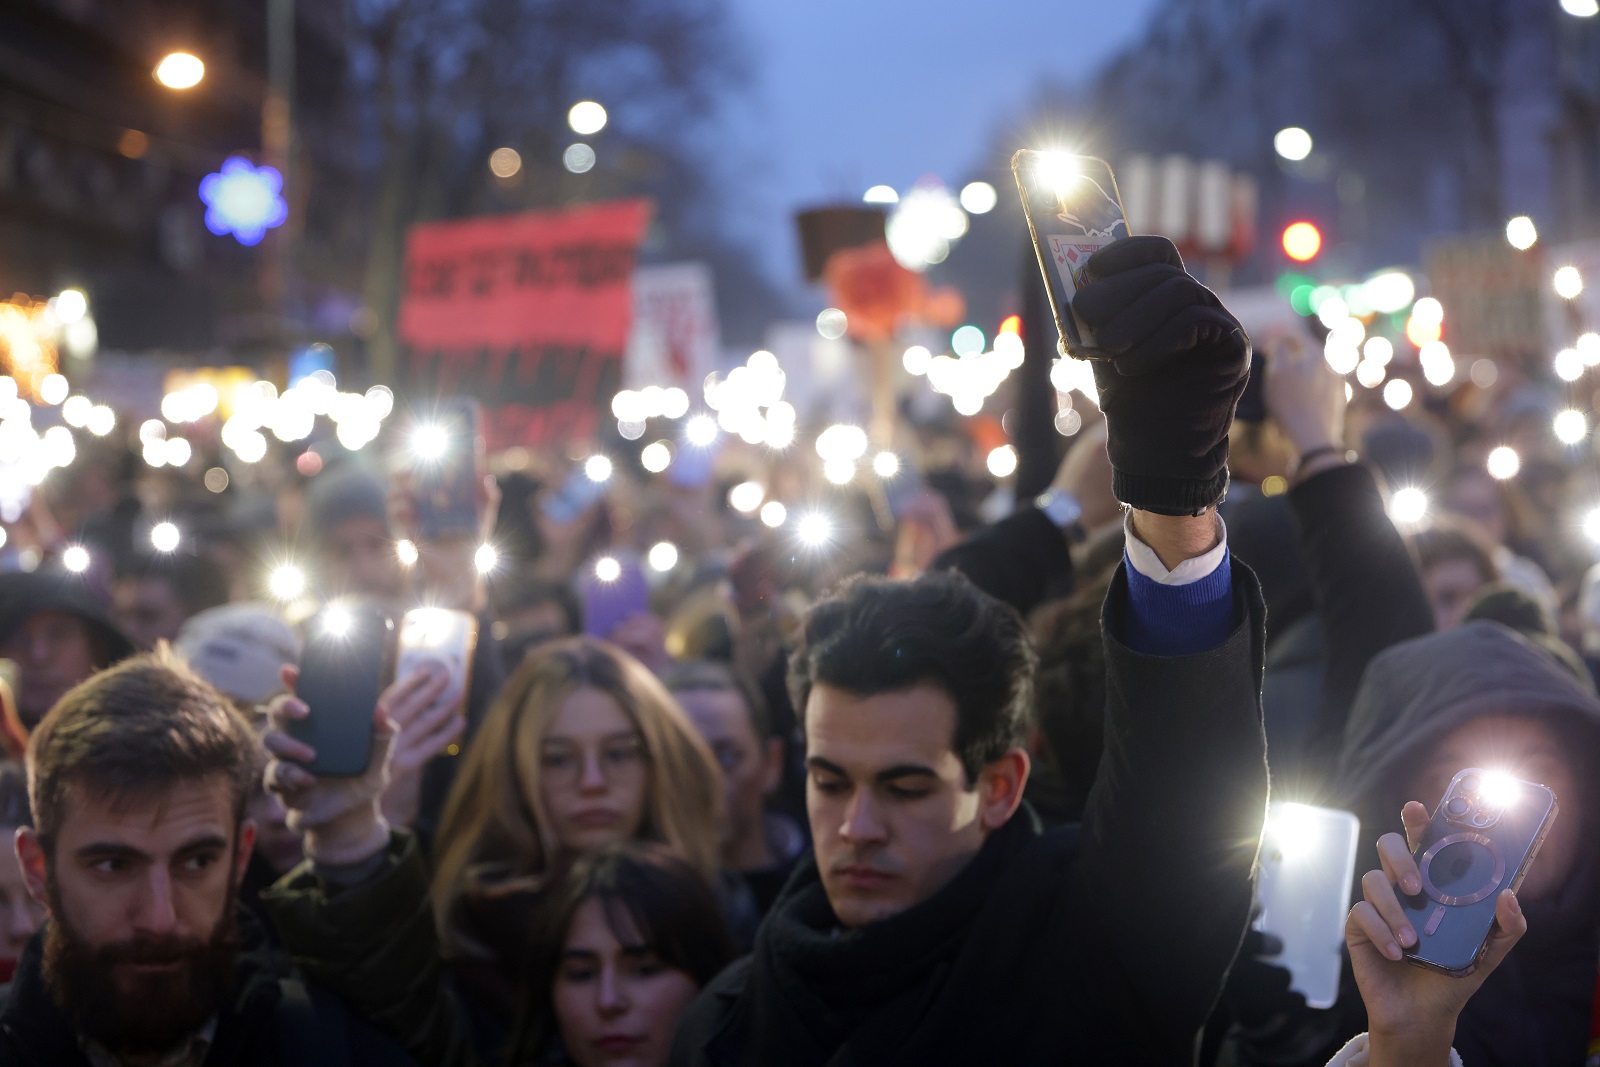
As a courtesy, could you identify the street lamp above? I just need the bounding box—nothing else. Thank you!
[154,52,205,89]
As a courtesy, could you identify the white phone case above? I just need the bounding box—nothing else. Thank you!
[1253,801,1361,1009]
[396,607,478,704]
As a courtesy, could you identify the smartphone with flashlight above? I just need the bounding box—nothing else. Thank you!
[581,556,650,640]
[1402,768,1558,977]
[1012,150,1130,361]
[1253,802,1361,1009]
[397,607,478,705]
[291,602,395,777]
[408,398,483,541]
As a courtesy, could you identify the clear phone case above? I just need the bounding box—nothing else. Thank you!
[1253,801,1361,1009]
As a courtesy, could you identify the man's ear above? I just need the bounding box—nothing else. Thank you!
[16,827,48,909]
[233,820,257,887]
[977,748,1031,833]
[761,738,785,795]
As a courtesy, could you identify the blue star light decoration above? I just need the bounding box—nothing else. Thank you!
[198,157,288,246]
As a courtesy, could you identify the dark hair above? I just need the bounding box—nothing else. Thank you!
[116,553,230,615]
[26,646,259,852]
[664,660,772,740]
[1410,517,1498,584]
[788,570,1035,783]
[511,843,736,1064]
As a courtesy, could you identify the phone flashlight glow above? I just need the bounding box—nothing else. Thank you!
[410,424,449,462]
[1033,152,1081,197]
[1479,771,1521,809]
[1266,801,1322,862]
[594,556,622,583]
[406,607,454,648]
[797,513,833,548]
[321,605,355,639]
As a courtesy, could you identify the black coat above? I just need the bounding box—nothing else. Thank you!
[0,911,415,1067]
[669,560,1270,1067]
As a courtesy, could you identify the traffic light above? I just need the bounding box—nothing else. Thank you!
[1281,221,1322,262]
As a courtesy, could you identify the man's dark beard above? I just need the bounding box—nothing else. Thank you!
[42,877,240,1058]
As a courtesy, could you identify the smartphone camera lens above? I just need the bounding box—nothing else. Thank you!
[1446,796,1471,818]
[1459,774,1480,794]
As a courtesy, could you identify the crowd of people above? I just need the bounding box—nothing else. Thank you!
[0,233,1597,1066]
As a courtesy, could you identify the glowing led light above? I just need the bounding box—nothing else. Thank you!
[797,513,833,546]
[488,147,522,178]
[1363,337,1394,366]
[959,181,998,214]
[1032,152,1079,194]
[1554,266,1584,300]
[1563,0,1600,15]
[647,542,679,573]
[322,605,353,638]
[1556,348,1586,382]
[873,452,900,478]
[1282,221,1322,262]
[815,424,869,461]
[1363,271,1415,314]
[1479,772,1522,808]
[474,544,500,575]
[816,308,848,340]
[52,289,88,326]
[1324,340,1360,376]
[394,539,419,567]
[1382,379,1413,410]
[147,521,179,553]
[584,455,613,483]
[1555,409,1588,444]
[411,425,449,461]
[823,458,856,485]
[199,157,288,246]
[729,481,764,513]
[233,430,268,463]
[759,501,787,528]
[86,405,115,437]
[951,325,986,357]
[863,185,899,204]
[568,101,608,135]
[1317,295,1349,328]
[986,445,1018,478]
[903,345,932,375]
[1420,341,1455,386]
[685,415,718,447]
[39,374,67,406]
[154,52,204,89]
[1355,359,1387,388]
[1389,487,1429,526]
[1585,505,1600,544]
[165,438,192,467]
[1578,333,1600,366]
[594,556,622,583]
[269,564,306,602]
[661,387,689,419]
[61,544,91,573]
[563,143,596,174]
[1506,216,1538,250]
[61,395,91,426]
[641,441,672,473]
[1487,446,1521,480]
[1274,127,1313,161]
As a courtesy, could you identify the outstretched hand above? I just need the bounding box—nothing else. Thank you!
[1346,802,1527,1062]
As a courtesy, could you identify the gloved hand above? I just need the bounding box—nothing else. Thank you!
[1073,235,1252,516]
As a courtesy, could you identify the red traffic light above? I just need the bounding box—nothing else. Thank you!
[1281,221,1322,262]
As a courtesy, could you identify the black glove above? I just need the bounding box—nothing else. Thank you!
[1073,235,1252,516]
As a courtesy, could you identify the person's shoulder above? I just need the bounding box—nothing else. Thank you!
[670,955,754,1063]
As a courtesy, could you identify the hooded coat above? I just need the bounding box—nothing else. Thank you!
[1331,621,1600,1067]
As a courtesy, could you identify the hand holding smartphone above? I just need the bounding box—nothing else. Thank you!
[396,607,478,706]
[1012,150,1131,361]
[581,555,651,641]
[403,398,484,542]
[289,603,396,777]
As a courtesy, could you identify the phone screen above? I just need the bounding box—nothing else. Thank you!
[1012,151,1130,360]
[291,603,394,777]
[407,398,483,541]
[397,607,478,705]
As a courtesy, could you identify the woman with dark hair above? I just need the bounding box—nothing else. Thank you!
[508,844,736,1067]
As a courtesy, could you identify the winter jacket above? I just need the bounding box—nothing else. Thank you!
[668,559,1271,1067]
[262,831,479,1067]
[0,909,415,1067]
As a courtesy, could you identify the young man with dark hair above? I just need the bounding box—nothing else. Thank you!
[0,648,415,1066]
[670,235,1272,1065]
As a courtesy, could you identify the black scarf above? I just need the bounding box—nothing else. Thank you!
[736,808,1039,1067]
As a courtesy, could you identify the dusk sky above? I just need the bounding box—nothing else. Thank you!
[723,0,1163,287]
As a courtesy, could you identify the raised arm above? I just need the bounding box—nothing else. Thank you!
[1063,237,1270,1045]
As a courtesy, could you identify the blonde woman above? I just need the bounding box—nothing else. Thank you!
[430,637,723,1057]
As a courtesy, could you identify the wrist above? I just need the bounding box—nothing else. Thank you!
[1365,1024,1456,1067]
[1128,509,1222,571]
[304,810,391,867]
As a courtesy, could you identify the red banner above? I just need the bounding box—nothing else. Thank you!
[398,199,653,445]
